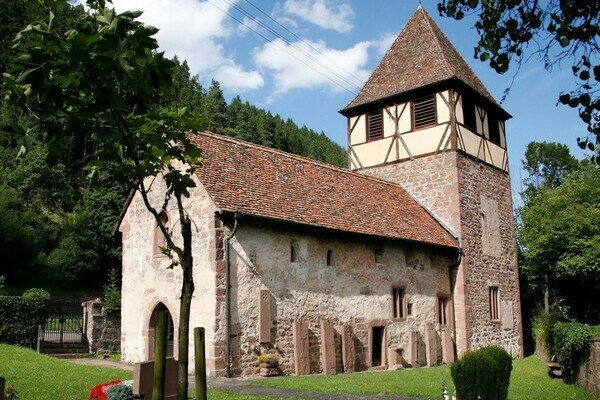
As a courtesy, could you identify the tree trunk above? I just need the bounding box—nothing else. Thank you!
[177,216,194,400]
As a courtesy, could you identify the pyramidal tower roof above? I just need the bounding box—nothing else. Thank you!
[341,6,504,114]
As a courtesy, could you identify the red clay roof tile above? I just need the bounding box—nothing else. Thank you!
[191,131,457,249]
[342,6,501,113]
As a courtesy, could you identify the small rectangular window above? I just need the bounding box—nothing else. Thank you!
[290,243,297,262]
[489,286,500,320]
[367,110,383,141]
[392,287,405,319]
[412,95,437,129]
[438,296,449,325]
[488,115,501,146]
[462,94,477,132]
[375,246,384,264]
[326,250,334,266]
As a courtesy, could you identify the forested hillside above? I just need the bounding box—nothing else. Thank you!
[0,0,346,291]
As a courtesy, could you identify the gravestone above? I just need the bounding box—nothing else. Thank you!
[320,319,336,374]
[425,323,438,367]
[292,321,310,375]
[407,331,419,366]
[259,289,271,343]
[441,326,455,364]
[133,357,177,399]
[340,324,355,372]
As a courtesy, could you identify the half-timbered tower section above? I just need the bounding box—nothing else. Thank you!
[339,6,523,357]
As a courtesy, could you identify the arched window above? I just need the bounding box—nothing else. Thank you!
[153,211,169,256]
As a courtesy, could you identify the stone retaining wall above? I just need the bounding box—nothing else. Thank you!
[82,299,120,353]
[576,337,600,397]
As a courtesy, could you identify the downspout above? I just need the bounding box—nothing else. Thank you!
[224,212,240,378]
[449,247,463,359]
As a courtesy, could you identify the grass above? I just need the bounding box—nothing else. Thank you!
[2,343,596,400]
[0,343,132,400]
[0,344,277,400]
[251,355,598,400]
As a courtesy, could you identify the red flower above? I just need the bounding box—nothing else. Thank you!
[89,380,122,400]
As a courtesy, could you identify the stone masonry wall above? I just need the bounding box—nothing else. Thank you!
[82,299,120,353]
[224,220,456,376]
[360,151,523,357]
[456,154,522,356]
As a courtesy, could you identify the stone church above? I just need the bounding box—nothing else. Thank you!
[118,6,523,377]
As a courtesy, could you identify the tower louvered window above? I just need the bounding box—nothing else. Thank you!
[412,95,437,129]
[367,110,383,141]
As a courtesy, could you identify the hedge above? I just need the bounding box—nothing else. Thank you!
[0,289,50,347]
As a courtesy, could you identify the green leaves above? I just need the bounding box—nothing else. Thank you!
[519,163,600,324]
[438,0,600,156]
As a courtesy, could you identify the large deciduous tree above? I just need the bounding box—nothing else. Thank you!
[2,1,204,398]
[438,0,600,158]
[521,141,579,204]
[519,162,600,324]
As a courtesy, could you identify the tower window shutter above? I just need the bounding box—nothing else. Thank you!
[412,95,437,129]
[367,110,383,141]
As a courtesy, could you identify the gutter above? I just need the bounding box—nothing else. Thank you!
[224,212,240,378]
[449,247,463,359]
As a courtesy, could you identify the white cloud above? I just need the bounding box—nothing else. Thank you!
[376,32,397,56]
[283,0,354,33]
[215,64,265,91]
[253,38,371,96]
[109,0,234,74]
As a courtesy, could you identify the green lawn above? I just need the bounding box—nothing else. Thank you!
[2,343,596,400]
[0,343,132,400]
[251,356,598,400]
[0,344,273,400]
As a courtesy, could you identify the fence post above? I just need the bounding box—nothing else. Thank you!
[37,324,43,353]
[153,310,167,400]
[194,327,207,400]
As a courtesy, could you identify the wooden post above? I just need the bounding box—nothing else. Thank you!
[153,310,167,400]
[0,376,5,400]
[194,327,207,400]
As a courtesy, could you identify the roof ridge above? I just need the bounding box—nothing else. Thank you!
[195,130,424,191]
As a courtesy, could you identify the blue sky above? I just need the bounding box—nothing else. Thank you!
[111,0,592,204]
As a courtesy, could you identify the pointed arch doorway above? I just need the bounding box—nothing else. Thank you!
[147,303,175,360]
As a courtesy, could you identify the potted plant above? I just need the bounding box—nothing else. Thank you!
[257,354,281,377]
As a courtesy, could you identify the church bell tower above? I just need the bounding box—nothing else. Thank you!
[339,6,523,357]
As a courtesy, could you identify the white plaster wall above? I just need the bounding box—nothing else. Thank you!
[119,175,218,371]
[437,91,451,124]
[349,115,366,145]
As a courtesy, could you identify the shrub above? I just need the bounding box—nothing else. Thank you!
[257,353,280,367]
[0,289,51,347]
[533,310,600,383]
[551,321,600,383]
[106,383,133,400]
[451,346,512,400]
[102,268,121,316]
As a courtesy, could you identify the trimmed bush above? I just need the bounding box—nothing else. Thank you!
[106,383,133,400]
[451,345,512,400]
[0,289,50,347]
